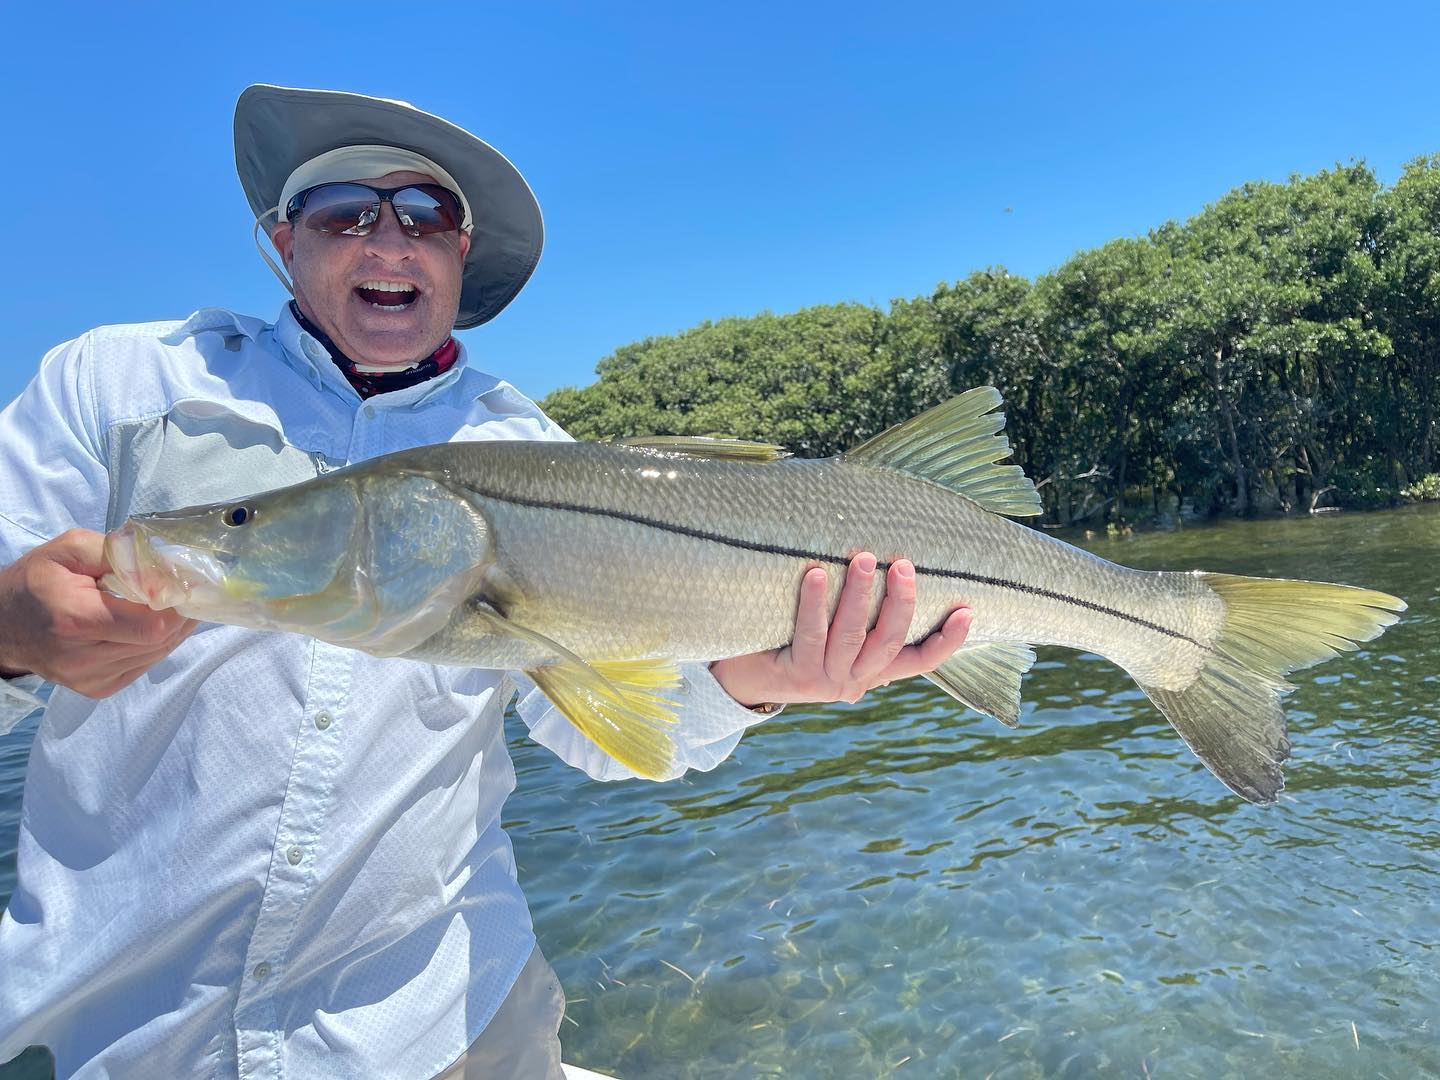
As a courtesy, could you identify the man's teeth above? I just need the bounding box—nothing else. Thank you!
[357,281,418,310]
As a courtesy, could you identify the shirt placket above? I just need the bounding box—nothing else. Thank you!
[232,406,381,1079]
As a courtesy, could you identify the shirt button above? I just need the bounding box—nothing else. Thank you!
[287,845,304,866]
[252,962,271,980]
[314,710,332,730]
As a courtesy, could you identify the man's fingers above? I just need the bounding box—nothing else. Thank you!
[48,645,169,695]
[879,607,974,682]
[85,590,190,646]
[105,618,195,661]
[849,560,918,685]
[49,618,198,695]
[788,566,832,673]
[73,664,159,700]
[0,527,196,694]
[824,553,878,680]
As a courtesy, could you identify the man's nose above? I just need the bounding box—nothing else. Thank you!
[363,201,414,255]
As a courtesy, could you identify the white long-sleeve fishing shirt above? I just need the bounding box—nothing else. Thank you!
[0,305,767,1078]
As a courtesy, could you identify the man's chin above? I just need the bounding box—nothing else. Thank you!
[337,299,444,367]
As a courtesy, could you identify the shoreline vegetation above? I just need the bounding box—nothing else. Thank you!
[542,156,1440,528]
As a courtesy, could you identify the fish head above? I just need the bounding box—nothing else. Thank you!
[104,464,495,653]
[103,475,365,635]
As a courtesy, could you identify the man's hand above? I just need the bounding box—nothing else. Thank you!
[0,529,196,698]
[710,552,972,708]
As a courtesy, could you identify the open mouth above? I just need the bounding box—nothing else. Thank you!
[102,523,220,610]
[354,280,420,311]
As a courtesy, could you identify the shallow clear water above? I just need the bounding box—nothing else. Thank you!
[3,507,1438,1077]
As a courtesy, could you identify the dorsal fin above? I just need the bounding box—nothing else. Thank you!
[609,435,791,462]
[843,387,1043,517]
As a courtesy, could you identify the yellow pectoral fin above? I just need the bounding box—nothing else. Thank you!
[462,604,683,779]
[530,657,683,781]
[588,657,686,698]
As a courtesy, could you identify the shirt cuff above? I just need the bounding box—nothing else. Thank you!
[0,673,47,737]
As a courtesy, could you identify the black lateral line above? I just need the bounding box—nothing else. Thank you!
[465,484,1203,648]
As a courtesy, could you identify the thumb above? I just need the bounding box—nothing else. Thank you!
[48,529,112,581]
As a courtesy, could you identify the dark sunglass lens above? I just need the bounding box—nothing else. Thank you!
[391,186,462,236]
[300,184,381,235]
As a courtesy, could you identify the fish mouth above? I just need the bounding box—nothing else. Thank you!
[102,523,232,612]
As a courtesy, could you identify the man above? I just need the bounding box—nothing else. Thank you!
[0,86,972,1078]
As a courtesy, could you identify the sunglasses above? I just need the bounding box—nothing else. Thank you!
[286,182,465,238]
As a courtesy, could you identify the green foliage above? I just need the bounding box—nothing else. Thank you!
[541,304,890,457]
[542,157,1440,522]
[1401,474,1440,502]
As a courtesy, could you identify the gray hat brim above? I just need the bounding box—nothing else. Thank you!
[235,84,543,330]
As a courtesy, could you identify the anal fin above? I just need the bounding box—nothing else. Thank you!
[922,641,1036,727]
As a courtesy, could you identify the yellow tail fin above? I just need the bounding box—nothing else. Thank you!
[1141,574,1405,803]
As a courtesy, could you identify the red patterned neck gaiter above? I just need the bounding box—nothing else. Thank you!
[290,301,459,400]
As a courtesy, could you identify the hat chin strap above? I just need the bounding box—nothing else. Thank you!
[252,208,295,296]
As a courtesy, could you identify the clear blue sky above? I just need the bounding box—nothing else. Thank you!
[5,2,1440,409]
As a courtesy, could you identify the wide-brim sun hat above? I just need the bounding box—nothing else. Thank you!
[235,84,543,330]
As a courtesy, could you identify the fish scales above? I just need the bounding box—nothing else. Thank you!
[404,440,1219,689]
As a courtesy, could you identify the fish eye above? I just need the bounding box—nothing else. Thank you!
[223,505,254,527]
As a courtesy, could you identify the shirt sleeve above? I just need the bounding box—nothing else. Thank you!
[513,662,779,782]
[0,333,110,731]
[0,332,109,555]
[0,675,49,737]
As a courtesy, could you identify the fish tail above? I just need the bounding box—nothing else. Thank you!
[1137,573,1405,804]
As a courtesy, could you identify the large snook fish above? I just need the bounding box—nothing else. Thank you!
[101,388,1405,802]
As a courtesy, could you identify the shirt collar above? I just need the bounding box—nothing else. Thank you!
[271,304,471,410]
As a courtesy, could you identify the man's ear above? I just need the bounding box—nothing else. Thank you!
[271,221,295,270]
[458,231,471,261]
